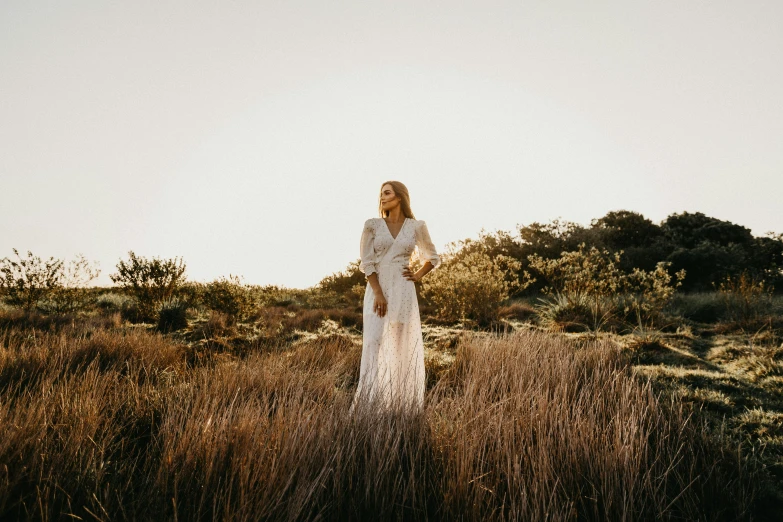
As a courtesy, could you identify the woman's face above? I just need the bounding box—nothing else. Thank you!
[380,184,400,212]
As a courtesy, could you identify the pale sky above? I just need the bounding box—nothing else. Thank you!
[2,1,781,289]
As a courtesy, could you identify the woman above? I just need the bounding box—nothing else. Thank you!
[349,181,441,413]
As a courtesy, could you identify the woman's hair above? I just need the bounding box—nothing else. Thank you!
[378,181,416,219]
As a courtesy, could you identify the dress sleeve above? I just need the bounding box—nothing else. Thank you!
[415,220,441,269]
[359,218,377,278]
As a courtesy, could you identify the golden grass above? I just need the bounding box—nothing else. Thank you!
[0,310,769,520]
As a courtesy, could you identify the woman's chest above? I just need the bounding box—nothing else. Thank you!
[374,221,415,253]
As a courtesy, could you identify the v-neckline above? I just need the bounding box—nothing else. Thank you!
[382,217,408,241]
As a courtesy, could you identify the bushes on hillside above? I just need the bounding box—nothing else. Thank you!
[421,250,533,327]
[529,244,685,332]
[110,251,186,323]
[511,211,783,294]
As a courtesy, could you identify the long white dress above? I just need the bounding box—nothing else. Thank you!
[350,217,441,412]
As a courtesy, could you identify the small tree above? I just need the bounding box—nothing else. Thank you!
[0,249,63,312]
[110,251,187,322]
[421,250,532,327]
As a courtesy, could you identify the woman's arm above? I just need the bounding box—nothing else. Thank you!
[359,218,388,316]
[366,272,383,296]
[413,220,441,281]
[413,261,435,281]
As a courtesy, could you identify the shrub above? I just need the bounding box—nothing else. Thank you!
[349,283,366,308]
[96,292,134,313]
[37,254,101,314]
[618,261,686,324]
[528,243,685,331]
[317,259,365,302]
[119,298,143,323]
[95,292,143,325]
[109,251,187,322]
[529,245,623,332]
[667,292,724,323]
[176,281,206,310]
[201,309,232,337]
[715,271,774,325]
[0,248,63,312]
[157,297,189,333]
[535,292,616,333]
[202,275,253,325]
[421,250,532,327]
[497,301,537,322]
[528,244,625,298]
[248,284,304,308]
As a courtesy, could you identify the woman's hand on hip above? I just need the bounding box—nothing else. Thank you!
[402,266,420,283]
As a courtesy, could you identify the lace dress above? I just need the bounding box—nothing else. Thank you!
[350,217,441,412]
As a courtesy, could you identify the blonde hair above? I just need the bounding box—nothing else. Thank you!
[378,181,416,219]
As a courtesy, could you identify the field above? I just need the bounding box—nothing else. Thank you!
[1,293,781,521]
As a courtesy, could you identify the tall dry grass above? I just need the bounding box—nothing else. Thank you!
[0,312,762,521]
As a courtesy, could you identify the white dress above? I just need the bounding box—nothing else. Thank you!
[350,217,441,412]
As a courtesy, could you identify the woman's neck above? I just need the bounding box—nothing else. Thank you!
[385,209,405,223]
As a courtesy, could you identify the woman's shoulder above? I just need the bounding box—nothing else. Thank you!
[363,217,381,228]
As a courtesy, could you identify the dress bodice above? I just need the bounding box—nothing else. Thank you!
[359,217,441,277]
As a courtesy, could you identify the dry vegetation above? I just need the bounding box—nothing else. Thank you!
[0,304,776,521]
[2,218,782,520]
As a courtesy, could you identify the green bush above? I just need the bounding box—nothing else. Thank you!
[157,297,189,333]
[202,275,253,325]
[510,211,783,294]
[109,251,187,322]
[421,250,532,327]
